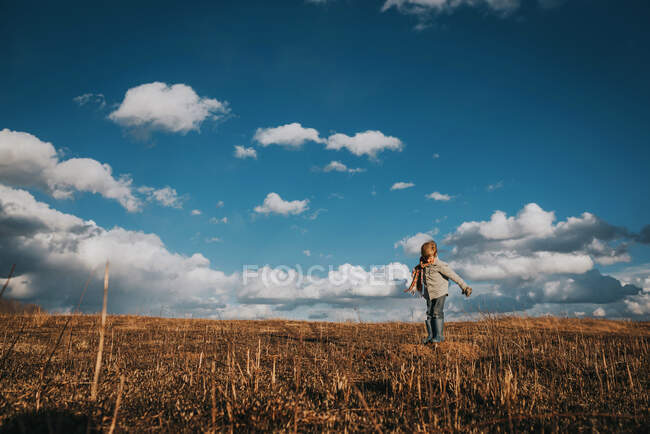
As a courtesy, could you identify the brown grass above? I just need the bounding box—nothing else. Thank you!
[0,314,648,432]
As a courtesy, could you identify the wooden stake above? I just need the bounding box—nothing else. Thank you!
[91,261,109,401]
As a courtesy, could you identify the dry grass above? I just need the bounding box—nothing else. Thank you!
[0,313,648,432]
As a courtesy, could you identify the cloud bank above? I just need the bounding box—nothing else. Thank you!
[0,185,237,316]
[438,203,648,318]
[1,186,647,320]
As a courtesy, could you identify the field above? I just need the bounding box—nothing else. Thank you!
[0,314,648,432]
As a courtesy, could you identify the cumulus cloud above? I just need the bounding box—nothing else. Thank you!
[623,292,650,316]
[108,82,229,134]
[394,230,438,256]
[592,307,606,317]
[303,250,311,256]
[321,161,365,173]
[425,203,648,318]
[446,203,636,269]
[426,191,452,201]
[612,263,650,293]
[0,185,238,315]
[326,130,403,158]
[253,192,309,216]
[0,129,141,212]
[233,145,257,159]
[391,182,415,191]
[191,209,202,216]
[253,123,324,148]
[252,123,404,158]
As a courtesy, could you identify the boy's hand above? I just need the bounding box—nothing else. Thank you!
[463,286,472,297]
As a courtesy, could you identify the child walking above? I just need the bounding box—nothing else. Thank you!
[405,241,472,344]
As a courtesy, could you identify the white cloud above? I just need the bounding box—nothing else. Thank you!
[108,82,229,134]
[381,0,521,15]
[426,191,452,201]
[433,153,440,159]
[443,203,636,281]
[459,203,554,241]
[0,128,141,212]
[611,263,650,292]
[234,145,257,159]
[209,217,228,224]
[426,203,648,318]
[252,124,404,159]
[623,293,650,315]
[139,186,184,209]
[455,251,594,281]
[391,181,415,191]
[0,185,237,315]
[73,93,106,109]
[326,130,403,158]
[322,161,365,173]
[216,200,224,208]
[380,0,525,30]
[253,123,324,148]
[253,192,309,216]
[303,250,311,256]
[191,209,202,216]
[592,307,606,317]
[394,230,438,256]
[205,237,222,244]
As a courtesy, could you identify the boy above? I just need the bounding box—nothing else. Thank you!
[405,241,472,344]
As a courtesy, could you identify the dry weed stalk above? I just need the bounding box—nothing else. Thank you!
[0,264,16,299]
[107,375,125,434]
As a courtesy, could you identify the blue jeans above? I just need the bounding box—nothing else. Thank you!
[426,295,447,320]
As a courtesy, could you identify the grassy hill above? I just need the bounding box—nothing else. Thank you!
[0,314,648,432]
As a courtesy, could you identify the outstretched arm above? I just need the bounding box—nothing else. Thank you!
[439,263,472,297]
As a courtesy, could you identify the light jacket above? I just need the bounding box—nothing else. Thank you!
[421,257,470,300]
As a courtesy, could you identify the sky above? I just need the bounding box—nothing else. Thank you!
[1,0,649,321]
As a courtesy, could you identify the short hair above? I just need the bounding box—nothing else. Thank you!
[420,241,437,258]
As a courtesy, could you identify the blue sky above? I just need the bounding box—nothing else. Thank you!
[1,0,649,320]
